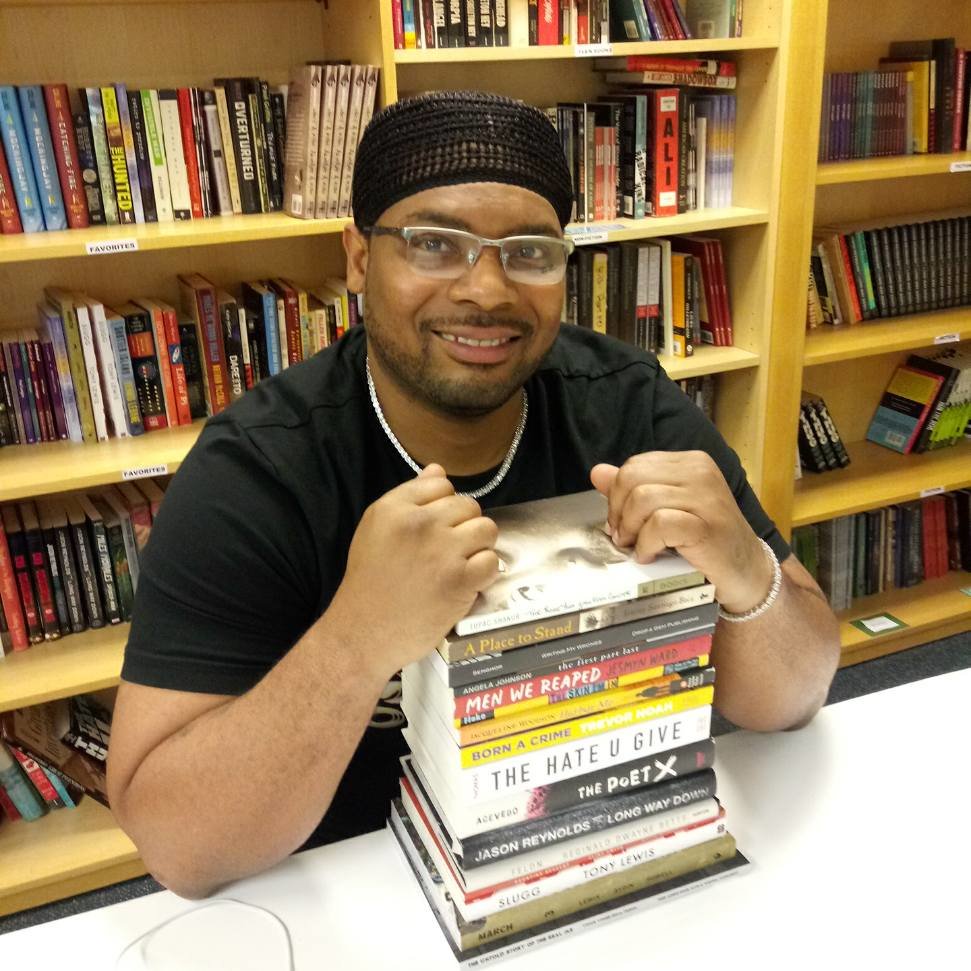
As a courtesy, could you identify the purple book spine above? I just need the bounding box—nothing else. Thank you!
[40,339,68,439]
[6,341,37,443]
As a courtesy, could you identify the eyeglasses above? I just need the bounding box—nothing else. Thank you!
[363,225,575,286]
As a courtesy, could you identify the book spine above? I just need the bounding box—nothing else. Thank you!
[190,88,213,217]
[22,518,58,637]
[176,88,204,218]
[82,89,118,224]
[5,516,44,642]
[24,338,54,441]
[0,137,24,233]
[141,304,178,425]
[18,86,67,230]
[214,86,243,214]
[0,519,29,650]
[41,526,70,633]
[650,89,679,217]
[190,280,231,413]
[70,100,105,226]
[246,82,270,213]
[106,315,144,435]
[43,85,89,229]
[100,86,136,224]
[223,79,260,214]
[52,521,85,633]
[89,312,128,438]
[259,80,283,211]
[156,90,192,219]
[141,90,173,221]
[124,309,168,431]
[88,516,121,624]
[125,88,156,222]
[39,340,67,439]
[114,85,145,222]
[404,703,712,802]
[160,304,192,424]
[75,309,108,441]
[68,515,103,628]
[0,86,45,232]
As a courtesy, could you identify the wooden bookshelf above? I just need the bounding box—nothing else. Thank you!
[803,309,971,365]
[394,36,780,63]
[0,422,204,504]
[0,626,128,710]
[662,346,760,380]
[837,573,971,667]
[817,151,971,185]
[0,799,143,919]
[0,215,349,265]
[792,440,971,527]
[566,208,769,244]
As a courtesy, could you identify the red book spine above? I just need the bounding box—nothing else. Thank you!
[836,234,864,323]
[712,240,733,345]
[391,0,404,48]
[658,0,686,39]
[43,84,90,229]
[953,50,966,152]
[0,784,22,821]
[538,0,558,44]
[0,140,23,234]
[176,88,204,219]
[195,284,231,413]
[651,89,679,217]
[0,519,28,651]
[26,538,58,637]
[936,496,949,578]
[593,125,604,221]
[7,746,62,808]
[161,304,193,425]
[452,633,713,720]
[575,0,588,44]
[620,57,736,76]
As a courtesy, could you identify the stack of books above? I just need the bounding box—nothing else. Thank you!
[390,489,747,966]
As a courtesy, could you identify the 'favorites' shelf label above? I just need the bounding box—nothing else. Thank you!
[86,238,139,255]
[851,614,908,637]
[122,464,169,481]
[933,333,960,344]
[575,43,612,57]
[920,485,945,497]
[949,161,971,173]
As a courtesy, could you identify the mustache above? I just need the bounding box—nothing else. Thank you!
[421,315,534,337]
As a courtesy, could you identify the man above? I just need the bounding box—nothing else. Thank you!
[108,91,840,900]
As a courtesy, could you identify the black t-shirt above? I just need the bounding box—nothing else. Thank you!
[123,324,789,846]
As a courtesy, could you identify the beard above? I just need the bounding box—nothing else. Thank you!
[364,293,545,418]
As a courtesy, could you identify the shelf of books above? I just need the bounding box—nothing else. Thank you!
[837,573,971,666]
[393,36,780,64]
[0,422,203,504]
[803,309,971,366]
[0,798,143,919]
[0,215,350,265]
[0,626,127,711]
[792,439,971,527]
[817,151,971,185]
[566,208,769,243]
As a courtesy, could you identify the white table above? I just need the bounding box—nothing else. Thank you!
[2,669,969,970]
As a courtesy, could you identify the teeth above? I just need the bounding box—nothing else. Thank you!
[440,334,509,347]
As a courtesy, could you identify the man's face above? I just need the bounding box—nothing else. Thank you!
[346,182,566,418]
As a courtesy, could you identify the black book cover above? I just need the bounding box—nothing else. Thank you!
[244,79,270,213]
[797,403,827,473]
[126,90,157,222]
[907,353,959,454]
[259,80,283,211]
[90,495,133,622]
[45,502,86,633]
[0,348,15,445]
[78,496,121,625]
[71,101,106,225]
[216,78,260,214]
[492,0,508,45]
[270,92,287,188]
[812,397,850,467]
[41,526,70,635]
[476,0,493,44]
[216,291,245,401]
[178,321,208,419]
[242,307,263,385]
[190,88,214,218]
[463,0,477,44]
[805,398,838,470]
[62,496,104,629]
[447,0,464,46]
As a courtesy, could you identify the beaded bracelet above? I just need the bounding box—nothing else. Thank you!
[717,538,783,624]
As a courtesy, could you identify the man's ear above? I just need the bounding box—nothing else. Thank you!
[343,224,369,293]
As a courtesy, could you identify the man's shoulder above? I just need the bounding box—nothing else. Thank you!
[539,325,660,385]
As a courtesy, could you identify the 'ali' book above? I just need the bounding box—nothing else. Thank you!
[453,490,705,637]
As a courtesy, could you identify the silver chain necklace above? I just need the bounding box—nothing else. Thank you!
[365,358,528,499]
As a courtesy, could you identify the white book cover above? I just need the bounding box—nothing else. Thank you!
[314,66,339,219]
[72,299,109,441]
[157,91,192,219]
[325,64,352,220]
[453,490,703,636]
[84,299,129,439]
[335,64,367,218]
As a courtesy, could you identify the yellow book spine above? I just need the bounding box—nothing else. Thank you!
[456,668,713,745]
[47,291,96,443]
[459,684,714,769]
[670,252,687,357]
[592,251,608,334]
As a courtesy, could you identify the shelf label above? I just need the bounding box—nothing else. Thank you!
[86,238,139,256]
[949,161,971,173]
[920,485,945,498]
[122,464,169,481]
[933,333,960,345]
[575,42,612,57]
[567,223,623,246]
[851,613,907,637]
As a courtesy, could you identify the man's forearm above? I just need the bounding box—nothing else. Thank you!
[114,611,390,899]
[710,567,841,732]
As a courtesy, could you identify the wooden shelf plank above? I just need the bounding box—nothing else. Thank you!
[0,625,128,711]
[566,207,769,244]
[804,309,971,365]
[0,215,349,265]
[661,345,760,379]
[792,439,971,527]
[395,36,779,64]
[0,799,144,918]
[837,573,971,666]
[0,421,204,504]
[817,151,971,185]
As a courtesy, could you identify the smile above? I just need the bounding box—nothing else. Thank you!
[438,334,517,347]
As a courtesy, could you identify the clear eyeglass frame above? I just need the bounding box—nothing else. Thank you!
[364,225,575,285]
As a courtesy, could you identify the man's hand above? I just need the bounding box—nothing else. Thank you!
[330,464,499,680]
[590,452,774,615]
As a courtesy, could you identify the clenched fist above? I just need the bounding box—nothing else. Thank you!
[330,465,500,680]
